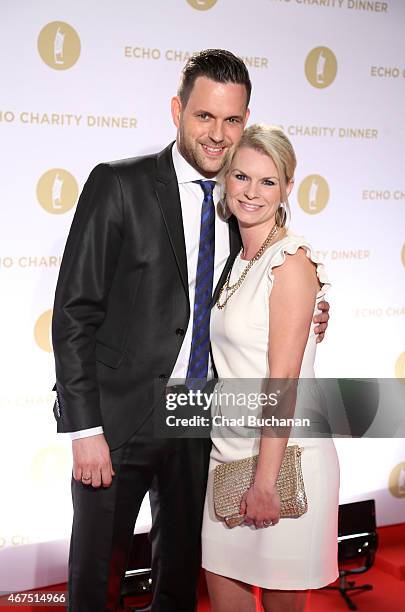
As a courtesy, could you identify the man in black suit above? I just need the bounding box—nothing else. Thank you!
[52,49,329,611]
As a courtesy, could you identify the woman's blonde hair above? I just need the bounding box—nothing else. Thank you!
[218,124,297,227]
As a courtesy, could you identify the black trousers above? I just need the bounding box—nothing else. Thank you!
[68,418,211,612]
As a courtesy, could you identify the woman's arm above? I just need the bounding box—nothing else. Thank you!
[242,248,320,527]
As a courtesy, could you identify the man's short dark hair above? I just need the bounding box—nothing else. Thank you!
[178,49,251,107]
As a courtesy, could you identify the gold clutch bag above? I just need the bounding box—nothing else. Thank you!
[213,444,307,528]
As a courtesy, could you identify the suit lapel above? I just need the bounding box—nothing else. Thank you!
[155,143,242,308]
[211,215,242,307]
[155,143,189,299]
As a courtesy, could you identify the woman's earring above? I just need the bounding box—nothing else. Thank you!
[219,194,231,220]
[276,201,290,227]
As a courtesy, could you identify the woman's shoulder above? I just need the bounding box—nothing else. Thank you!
[265,231,330,291]
[266,231,316,265]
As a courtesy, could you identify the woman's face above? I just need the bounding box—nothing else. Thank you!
[225,146,287,229]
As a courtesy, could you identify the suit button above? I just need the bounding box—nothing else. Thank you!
[159,374,167,380]
[176,328,185,336]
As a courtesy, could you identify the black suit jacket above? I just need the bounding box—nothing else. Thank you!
[52,143,241,449]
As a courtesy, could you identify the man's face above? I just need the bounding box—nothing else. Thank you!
[171,76,250,178]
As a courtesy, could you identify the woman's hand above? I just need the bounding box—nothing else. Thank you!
[240,481,280,529]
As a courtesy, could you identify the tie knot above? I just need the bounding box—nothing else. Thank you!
[194,180,216,200]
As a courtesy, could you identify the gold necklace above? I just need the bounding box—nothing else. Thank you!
[216,224,279,309]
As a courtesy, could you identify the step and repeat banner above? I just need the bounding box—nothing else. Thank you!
[1,0,404,591]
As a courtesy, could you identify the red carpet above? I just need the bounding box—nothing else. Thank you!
[196,565,405,612]
[1,523,404,611]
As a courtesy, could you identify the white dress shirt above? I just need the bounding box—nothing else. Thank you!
[63,142,230,440]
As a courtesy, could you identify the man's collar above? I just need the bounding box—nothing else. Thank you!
[172,141,217,184]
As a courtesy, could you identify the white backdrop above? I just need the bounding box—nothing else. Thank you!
[1,0,404,592]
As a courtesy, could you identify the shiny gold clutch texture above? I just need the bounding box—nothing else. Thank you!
[213,444,308,528]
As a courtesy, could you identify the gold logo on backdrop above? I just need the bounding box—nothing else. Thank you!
[305,47,337,89]
[389,462,405,498]
[298,175,329,214]
[401,244,405,267]
[38,22,81,70]
[34,309,53,352]
[37,169,78,214]
[187,0,218,10]
[31,446,71,485]
[395,352,405,380]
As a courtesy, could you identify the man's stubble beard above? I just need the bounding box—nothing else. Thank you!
[177,127,228,178]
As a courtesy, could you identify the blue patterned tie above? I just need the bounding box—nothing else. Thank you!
[186,180,216,383]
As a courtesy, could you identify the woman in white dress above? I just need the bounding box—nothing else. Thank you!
[201,125,340,612]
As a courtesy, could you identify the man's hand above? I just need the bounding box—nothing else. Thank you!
[313,300,330,343]
[72,433,115,488]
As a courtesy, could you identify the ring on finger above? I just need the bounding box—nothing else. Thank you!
[263,519,273,527]
[82,474,91,481]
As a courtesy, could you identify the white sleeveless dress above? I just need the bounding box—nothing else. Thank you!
[201,233,340,590]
